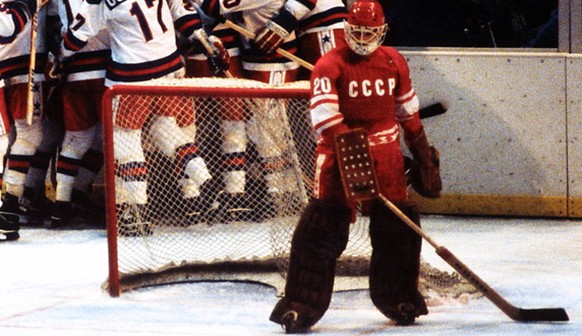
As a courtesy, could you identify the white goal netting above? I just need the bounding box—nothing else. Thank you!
[103,77,478,302]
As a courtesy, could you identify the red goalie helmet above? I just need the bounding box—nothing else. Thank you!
[345,0,388,55]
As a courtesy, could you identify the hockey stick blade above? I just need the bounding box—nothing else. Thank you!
[376,193,569,323]
[419,102,447,119]
[515,308,569,322]
[436,246,569,322]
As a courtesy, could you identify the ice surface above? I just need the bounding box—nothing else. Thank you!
[1,216,580,335]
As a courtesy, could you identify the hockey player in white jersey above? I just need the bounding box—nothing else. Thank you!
[0,76,16,239]
[192,0,306,220]
[0,78,20,241]
[61,0,227,235]
[0,0,47,238]
[0,1,29,239]
[253,0,348,79]
[45,0,110,228]
[182,0,250,220]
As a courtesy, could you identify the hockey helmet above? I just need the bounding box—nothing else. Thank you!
[345,0,388,55]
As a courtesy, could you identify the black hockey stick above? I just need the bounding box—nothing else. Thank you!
[419,102,447,119]
[377,194,569,322]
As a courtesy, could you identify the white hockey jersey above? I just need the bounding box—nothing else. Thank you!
[56,0,110,81]
[199,0,286,45]
[62,0,202,85]
[297,0,346,35]
[0,1,47,85]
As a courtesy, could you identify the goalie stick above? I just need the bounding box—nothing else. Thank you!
[376,195,569,322]
[336,129,569,322]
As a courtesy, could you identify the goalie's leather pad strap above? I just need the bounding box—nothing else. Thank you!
[368,200,426,313]
[283,199,351,321]
[335,128,379,202]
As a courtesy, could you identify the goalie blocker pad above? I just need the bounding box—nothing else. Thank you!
[335,128,379,202]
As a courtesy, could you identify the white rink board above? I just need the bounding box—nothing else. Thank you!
[403,50,567,198]
[566,55,582,211]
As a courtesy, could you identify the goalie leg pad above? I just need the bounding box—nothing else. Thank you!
[270,198,351,331]
[368,200,428,325]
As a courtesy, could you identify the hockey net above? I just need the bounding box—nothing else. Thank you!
[103,77,479,302]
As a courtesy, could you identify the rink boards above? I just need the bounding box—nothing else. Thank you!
[403,50,582,218]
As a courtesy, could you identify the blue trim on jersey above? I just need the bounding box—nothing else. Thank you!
[297,7,347,31]
[296,0,316,11]
[107,50,184,82]
[104,0,127,10]
[0,53,47,79]
[175,13,202,38]
[64,30,88,52]
[63,49,111,75]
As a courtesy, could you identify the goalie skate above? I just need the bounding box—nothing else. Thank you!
[378,298,428,326]
[280,310,308,334]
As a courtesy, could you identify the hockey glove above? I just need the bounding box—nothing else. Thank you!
[254,9,298,55]
[407,129,442,198]
[206,35,230,75]
[193,29,230,75]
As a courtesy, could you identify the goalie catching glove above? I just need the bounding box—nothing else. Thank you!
[192,28,230,75]
[406,128,442,198]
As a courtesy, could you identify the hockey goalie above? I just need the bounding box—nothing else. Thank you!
[269,0,441,332]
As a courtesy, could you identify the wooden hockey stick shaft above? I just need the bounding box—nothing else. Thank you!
[377,193,569,322]
[25,1,42,126]
[222,20,314,71]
